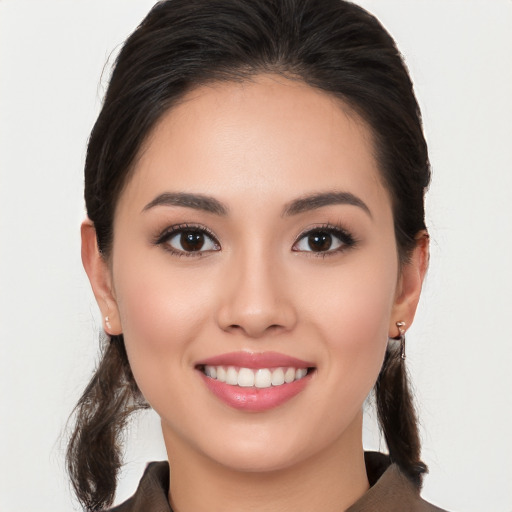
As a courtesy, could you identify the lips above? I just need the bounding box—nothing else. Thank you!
[196,351,315,412]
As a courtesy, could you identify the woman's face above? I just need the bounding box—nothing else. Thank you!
[100,75,419,472]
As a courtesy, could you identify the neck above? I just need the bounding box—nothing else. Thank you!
[163,412,369,512]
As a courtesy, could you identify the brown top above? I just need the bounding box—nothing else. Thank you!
[108,452,448,512]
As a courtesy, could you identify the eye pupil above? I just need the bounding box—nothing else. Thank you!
[308,232,332,251]
[181,231,205,251]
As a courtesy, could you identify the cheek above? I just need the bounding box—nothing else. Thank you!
[299,250,398,388]
[111,251,217,398]
[115,243,214,336]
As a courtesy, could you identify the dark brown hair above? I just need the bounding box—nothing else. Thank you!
[68,0,430,509]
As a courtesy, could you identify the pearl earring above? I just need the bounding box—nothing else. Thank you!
[105,316,112,331]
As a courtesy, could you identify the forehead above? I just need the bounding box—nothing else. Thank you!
[120,74,390,216]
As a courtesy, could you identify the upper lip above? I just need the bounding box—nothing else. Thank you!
[195,351,314,369]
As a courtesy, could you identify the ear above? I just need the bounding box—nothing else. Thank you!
[81,219,122,335]
[389,231,429,337]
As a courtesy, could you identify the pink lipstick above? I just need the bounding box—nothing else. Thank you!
[196,351,315,412]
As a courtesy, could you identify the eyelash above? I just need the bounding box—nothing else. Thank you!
[154,223,220,257]
[153,222,357,257]
[292,223,357,257]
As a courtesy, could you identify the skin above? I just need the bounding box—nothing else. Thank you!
[82,75,428,512]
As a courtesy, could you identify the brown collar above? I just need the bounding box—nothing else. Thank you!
[108,452,447,512]
[347,453,446,511]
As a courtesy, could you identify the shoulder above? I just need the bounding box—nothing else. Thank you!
[346,452,451,512]
[105,461,171,512]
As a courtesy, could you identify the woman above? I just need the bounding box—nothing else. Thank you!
[68,0,448,510]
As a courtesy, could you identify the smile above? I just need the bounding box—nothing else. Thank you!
[201,365,309,388]
[195,352,315,412]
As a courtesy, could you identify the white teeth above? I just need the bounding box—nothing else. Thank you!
[216,366,226,383]
[237,367,255,387]
[205,366,217,379]
[284,367,295,383]
[203,365,310,387]
[271,368,285,386]
[295,368,307,379]
[226,366,238,385]
[254,368,272,388]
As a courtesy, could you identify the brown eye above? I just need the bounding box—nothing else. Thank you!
[307,232,332,251]
[164,228,219,254]
[293,226,355,254]
[180,231,205,251]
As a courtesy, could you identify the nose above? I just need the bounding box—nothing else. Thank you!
[215,248,297,338]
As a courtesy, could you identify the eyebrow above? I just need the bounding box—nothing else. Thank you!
[282,191,372,218]
[142,192,228,215]
[142,190,371,218]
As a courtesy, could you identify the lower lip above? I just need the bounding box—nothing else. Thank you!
[199,371,312,412]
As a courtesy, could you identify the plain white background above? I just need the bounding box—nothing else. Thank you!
[0,1,511,510]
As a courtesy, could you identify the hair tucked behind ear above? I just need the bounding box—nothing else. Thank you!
[66,335,148,511]
[375,346,427,487]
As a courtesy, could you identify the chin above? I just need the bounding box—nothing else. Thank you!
[205,442,309,474]
[190,415,353,475]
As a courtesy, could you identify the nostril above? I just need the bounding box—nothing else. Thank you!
[216,295,298,337]
[225,322,287,337]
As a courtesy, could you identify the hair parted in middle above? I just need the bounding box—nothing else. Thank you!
[67,1,431,510]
